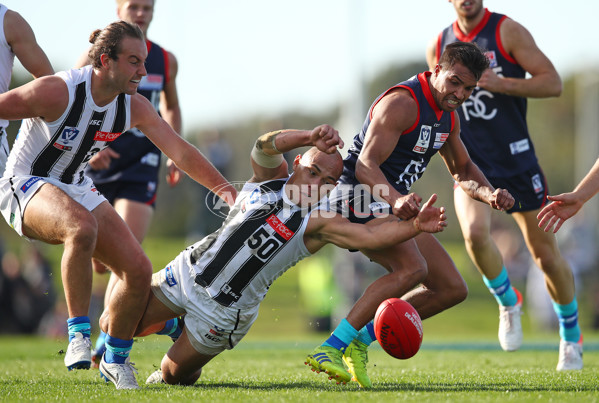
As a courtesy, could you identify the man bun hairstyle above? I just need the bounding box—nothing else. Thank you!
[438,41,490,81]
[88,20,145,69]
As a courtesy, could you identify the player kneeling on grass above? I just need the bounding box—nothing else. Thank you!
[98,124,448,385]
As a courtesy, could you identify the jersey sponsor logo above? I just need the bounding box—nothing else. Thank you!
[204,332,221,342]
[141,152,160,167]
[485,51,498,68]
[433,132,449,149]
[413,125,431,154]
[460,90,498,121]
[90,119,103,126]
[94,131,122,142]
[531,173,543,194]
[53,126,80,150]
[165,266,177,287]
[509,139,530,155]
[209,328,225,337]
[220,283,241,301]
[20,177,42,193]
[266,214,294,240]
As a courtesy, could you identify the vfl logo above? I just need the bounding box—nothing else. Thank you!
[53,126,80,151]
[248,188,261,204]
[412,125,431,154]
[531,173,544,194]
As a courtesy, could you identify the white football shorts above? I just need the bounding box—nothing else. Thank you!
[0,174,106,237]
[151,249,259,355]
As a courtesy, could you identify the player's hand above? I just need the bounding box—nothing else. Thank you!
[488,188,514,211]
[413,194,447,233]
[537,193,582,233]
[392,192,422,220]
[310,124,344,154]
[166,158,182,187]
[477,68,503,93]
[88,148,120,170]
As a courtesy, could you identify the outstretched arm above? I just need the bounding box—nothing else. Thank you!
[538,158,599,233]
[249,124,343,183]
[306,194,447,253]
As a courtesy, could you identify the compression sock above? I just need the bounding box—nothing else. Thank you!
[156,318,182,339]
[322,318,358,353]
[482,267,518,306]
[104,335,133,364]
[67,316,91,341]
[355,321,376,346]
[552,298,581,343]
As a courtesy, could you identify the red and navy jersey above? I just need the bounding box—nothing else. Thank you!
[341,72,454,195]
[87,40,169,184]
[436,9,537,178]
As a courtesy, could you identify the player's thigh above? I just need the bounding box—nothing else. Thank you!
[512,209,561,260]
[360,216,426,273]
[23,183,96,243]
[113,198,154,242]
[454,186,492,240]
[163,329,217,382]
[415,232,465,291]
[91,201,151,278]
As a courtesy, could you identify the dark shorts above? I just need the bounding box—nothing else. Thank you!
[94,180,157,207]
[489,165,548,213]
[328,184,393,225]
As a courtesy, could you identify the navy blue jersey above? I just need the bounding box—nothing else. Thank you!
[437,9,537,178]
[341,72,455,195]
[86,40,169,184]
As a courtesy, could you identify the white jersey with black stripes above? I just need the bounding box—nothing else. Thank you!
[188,177,317,309]
[5,65,131,184]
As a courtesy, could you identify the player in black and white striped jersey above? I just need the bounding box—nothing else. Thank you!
[119,124,448,386]
[0,20,235,389]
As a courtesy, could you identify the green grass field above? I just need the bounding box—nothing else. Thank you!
[0,334,597,402]
[1,238,598,401]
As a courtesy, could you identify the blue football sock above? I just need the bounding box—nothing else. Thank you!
[552,298,581,343]
[104,335,133,364]
[67,316,91,341]
[95,331,107,352]
[156,318,182,340]
[482,267,518,306]
[322,318,358,353]
[355,321,376,346]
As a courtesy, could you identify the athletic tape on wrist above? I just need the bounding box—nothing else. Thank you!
[251,146,284,168]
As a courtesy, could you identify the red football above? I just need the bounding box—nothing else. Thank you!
[374,298,423,359]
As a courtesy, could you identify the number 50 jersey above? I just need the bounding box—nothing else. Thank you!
[188,178,315,309]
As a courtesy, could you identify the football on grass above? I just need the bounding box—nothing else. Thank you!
[374,298,423,359]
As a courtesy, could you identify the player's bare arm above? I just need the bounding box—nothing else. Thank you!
[357,90,423,219]
[439,112,514,211]
[0,76,67,121]
[249,125,343,183]
[131,94,237,205]
[160,51,184,186]
[304,194,447,253]
[479,18,561,98]
[4,9,53,78]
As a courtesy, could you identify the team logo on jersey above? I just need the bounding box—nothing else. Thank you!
[266,214,294,240]
[413,125,431,154]
[531,173,544,194]
[20,177,42,193]
[433,132,449,149]
[54,126,80,151]
[485,51,498,68]
[94,131,122,142]
[165,266,177,287]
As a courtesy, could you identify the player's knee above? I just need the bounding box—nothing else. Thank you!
[99,309,109,333]
[122,252,153,286]
[65,212,98,250]
[161,363,202,386]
